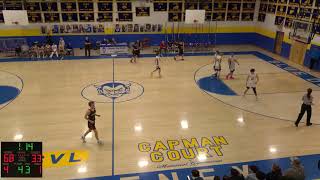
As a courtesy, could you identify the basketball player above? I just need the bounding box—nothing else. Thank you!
[81,101,102,144]
[50,43,59,59]
[213,51,222,78]
[226,54,240,79]
[151,50,161,77]
[45,44,51,58]
[130,43,139,63]
[58,38,65,60]
[243,68,259,99]
[29,44,37,60]
[174,42,184,61]
[38,44,45,59]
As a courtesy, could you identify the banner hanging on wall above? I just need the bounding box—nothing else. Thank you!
[114,24,162,33]
[41,24,105,35]
[136,7,150,17]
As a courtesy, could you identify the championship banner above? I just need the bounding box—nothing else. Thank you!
[136,7,150,17]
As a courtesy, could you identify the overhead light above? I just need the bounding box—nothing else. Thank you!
[134,124,143,132]
[14,134,23,141]
[138,160,148,168]
[180,120,189,129]
[269,147,277,153]
[197,153,207,162]
[77,166,87,173]
[237,117,244,123]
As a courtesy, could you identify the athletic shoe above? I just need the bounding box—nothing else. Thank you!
[230,77,234,79]
[294,123,298,127]
[306,123,313,126]
[81,136,86,143]
[97,140,103,144]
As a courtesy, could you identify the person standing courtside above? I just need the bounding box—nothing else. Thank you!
[295,88,314,127]
[84,36,91,57]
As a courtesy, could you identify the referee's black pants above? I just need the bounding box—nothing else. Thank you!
[85,46,91,57]
[295,104,312,125]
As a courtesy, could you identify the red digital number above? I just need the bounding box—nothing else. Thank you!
[3,165,9,173]
[3,153,14,163]
[32,154,42,163]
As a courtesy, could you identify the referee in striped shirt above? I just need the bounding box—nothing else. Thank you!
[295,88,314,127]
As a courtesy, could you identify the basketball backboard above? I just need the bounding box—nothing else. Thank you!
[289,20,313,44]
[2,10,29,26]
[185,10,205,24]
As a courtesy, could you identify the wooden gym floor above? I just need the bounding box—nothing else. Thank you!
[0,45,320,179]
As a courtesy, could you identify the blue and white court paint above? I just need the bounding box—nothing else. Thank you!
[0,70,23,110]
[78,154,320,180]
[195,51,320,123]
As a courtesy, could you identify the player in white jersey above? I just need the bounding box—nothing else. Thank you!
[50,43,59,59]
[151,50,161,78]
[243,68,259,99]
[226,54,240,79]
[213,51,222,78]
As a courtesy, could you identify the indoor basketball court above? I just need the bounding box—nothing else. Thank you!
[0,1,320,180]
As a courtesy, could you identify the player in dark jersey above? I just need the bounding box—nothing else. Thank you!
[174,42,184,61]
[81,101,102,144]
[130,43,140,63]
[151,49,161,78]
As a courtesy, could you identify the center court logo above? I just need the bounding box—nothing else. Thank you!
[81,80,144,103]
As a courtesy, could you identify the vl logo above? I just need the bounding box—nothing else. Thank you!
[81,80,144,103]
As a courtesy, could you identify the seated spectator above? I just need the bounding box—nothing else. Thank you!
[283,158,305,180]
[65,43,73,56]
[45,44,51,58]
[103,38,108,44]
[266,164,282,180]
[21,42,30,56]
[190,169,204,180]
[229,168,245,180]
[50,43,59,59]
[246,166,265,180]
[214,176,221,180]
[223,175,230,180]
[111,38,117,44]
[38,44,45,59]
[30,44,38,59]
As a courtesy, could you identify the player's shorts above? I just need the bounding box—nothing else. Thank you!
[246,82,256,88]
[88,121,96,130]
[214,67,221,71]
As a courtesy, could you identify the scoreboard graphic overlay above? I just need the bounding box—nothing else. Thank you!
[1,142,42,178]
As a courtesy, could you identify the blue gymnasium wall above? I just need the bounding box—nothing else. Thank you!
[2,32,320,71]
[304,45,320,70]
[19,33,256,48]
